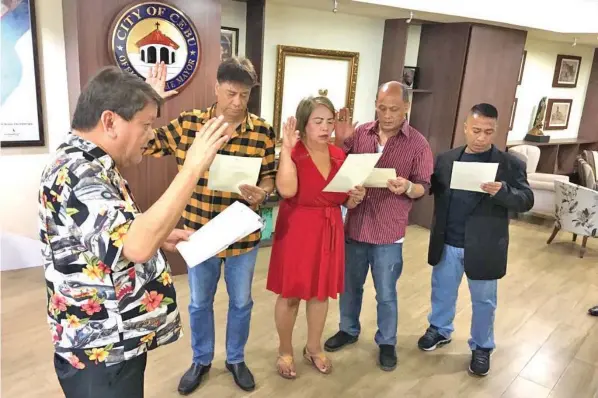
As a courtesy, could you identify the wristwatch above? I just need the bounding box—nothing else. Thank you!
[405,181,413,195]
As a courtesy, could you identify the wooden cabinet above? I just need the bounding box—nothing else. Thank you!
[404,23,527,228]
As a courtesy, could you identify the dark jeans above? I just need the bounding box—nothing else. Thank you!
[54,353,147,398]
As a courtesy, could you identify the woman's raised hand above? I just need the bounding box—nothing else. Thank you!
[282,116,300,150]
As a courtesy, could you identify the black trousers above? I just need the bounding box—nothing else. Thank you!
[54,353,147,398]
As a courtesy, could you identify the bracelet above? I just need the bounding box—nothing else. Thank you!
[405,181,413,195]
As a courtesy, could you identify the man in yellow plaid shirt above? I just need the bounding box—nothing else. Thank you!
[145,57,276,394]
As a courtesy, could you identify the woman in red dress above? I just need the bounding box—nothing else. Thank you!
[267,96,366,379]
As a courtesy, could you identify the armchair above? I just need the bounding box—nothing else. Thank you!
[577,151,598,190]
[508,145,569,216]
[547,180,598,258]
[580,150,598,176]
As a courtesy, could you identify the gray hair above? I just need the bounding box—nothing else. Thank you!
[376,81,411,103]
[71,66,163,131]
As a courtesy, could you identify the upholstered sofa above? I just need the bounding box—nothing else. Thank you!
[508,145,570,216]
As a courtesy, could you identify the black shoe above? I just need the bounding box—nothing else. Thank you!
[177,363,211,395]
[378,344,397,371]
[225,361,255,392]
[417,326,452,351]
[469,348,491,376]
[324,331,358,352]
[588,306,598,316]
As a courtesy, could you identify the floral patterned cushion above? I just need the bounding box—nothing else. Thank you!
[554,180,598,237]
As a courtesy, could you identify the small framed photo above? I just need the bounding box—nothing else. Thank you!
[517,51,527,85]
[220,26,239,61]
[509,98,518,131]
[544,98,573,130]
[402,66,418,89]
[552,55,582,88]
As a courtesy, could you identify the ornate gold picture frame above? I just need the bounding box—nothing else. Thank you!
[272,45,359,141]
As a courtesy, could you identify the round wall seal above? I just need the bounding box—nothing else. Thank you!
[109,2,201,92]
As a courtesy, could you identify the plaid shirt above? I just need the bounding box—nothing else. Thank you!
[146,104,277,258]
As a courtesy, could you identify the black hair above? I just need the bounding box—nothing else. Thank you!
[470,103,498,119]
[71,66,163,131]
[216,57,258,87]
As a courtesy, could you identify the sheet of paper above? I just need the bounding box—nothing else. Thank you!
[207,154,262,194]
[450,161,499,193]
[176,201,264,267]
[323,153,382,192]
[363,168,397,188]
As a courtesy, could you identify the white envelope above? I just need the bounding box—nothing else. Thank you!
[364,168,397,188]
[450,161,499,193]
[176,201,264,267]
[323,153,382,192]
[207,154,262,194]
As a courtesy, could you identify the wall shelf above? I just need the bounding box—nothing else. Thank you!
[506,138,598,175]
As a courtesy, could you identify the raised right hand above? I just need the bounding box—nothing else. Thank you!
[335,107,358,142]
[146,62,178,99]
[282,116,300,150]
[183,117,229,174]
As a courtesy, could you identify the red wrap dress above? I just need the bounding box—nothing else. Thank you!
[266,141,349,301]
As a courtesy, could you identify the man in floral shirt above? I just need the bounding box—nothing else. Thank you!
[39,66,229,397]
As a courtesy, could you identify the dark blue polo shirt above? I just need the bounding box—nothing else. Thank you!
[445,149,492,248]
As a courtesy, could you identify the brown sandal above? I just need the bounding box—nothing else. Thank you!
[276,355,297,379]
[303,346,332,374]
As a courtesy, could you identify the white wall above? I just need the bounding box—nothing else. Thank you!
[509,38,594,141]
[0,0,70,270]
[404,24,421,67]
[260,3,386,127]
[356,0,598,34]
[221,0,246,58]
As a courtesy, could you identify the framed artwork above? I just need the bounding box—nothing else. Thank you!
[509,98,518,131]
[552,55,582,88]
[544,98,573,130]
[220,26,239,61]
[272,45,359,142]
[402,66,418,89]
[517,51,527,85]
[1,0,44,147]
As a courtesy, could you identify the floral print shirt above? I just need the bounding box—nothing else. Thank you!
[39,134,182,370]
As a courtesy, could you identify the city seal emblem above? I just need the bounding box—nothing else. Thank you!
[109,2,201,93]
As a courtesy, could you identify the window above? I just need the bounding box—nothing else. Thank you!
[160,47,169,64]
[147,46,156,64]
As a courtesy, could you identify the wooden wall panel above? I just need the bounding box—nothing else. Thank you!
[408,23,470,229]
[452,25,526,150]
[245,0,266,115]
[62,0,221,275]
[409,23,470,155]
[578,48,598,142]
[378,19,408,86]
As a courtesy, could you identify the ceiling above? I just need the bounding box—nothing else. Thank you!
[267,0,598,47]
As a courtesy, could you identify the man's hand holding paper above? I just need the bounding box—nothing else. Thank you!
[239,184,267,206]
[450,161,499,193]
[175,201,264,267]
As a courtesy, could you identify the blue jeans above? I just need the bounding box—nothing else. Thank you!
[428,244,497,350]
[187,246,259,365]
[339,239,404,346]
